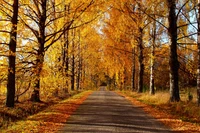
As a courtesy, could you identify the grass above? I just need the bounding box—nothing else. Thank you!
[117,89,200,132]
[120,89,200,123]
[0,101,48,128]
[0,90,92,132]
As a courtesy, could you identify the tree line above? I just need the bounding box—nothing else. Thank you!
[0,0,105,107]
[1,0,200,107]
[101,0,200,105]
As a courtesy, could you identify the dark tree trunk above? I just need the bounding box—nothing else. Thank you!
[167,0,180,102]
[197,2,200,106]
[31,43,45,102]
[71,53,75,91]
[76,31,81,90]
[65,30,69,75]
[77,58,81,90]
[123,67,126,89]
[138,28,144,93]
[71,29,75,91]
[31,0,47,102]
[63,6,70,93]
[63,5,70,75]
[6,0,19,107]
[132,47,136,91]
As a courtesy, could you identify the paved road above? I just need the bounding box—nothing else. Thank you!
[58,88,172,133]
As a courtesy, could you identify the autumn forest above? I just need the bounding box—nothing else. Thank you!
[0,0,200,112]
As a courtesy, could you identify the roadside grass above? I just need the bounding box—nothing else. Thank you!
[117,89,200,133]
[0,91,92,133]
[0,101,49,128]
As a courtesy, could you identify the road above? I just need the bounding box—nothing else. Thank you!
[58,88,172,133]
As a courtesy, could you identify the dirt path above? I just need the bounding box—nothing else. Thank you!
[58,90,172,133]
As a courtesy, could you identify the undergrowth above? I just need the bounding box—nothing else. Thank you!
[119,90,200,124]
[1,90,92,133]
[0,90,83,129]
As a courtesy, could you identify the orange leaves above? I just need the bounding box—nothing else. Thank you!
[118,91,200,133]
[1,91,92,132]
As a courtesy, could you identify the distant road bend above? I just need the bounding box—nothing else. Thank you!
[58,87,172,133]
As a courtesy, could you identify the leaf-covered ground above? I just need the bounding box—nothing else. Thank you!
[1,91,92,133]
[117,91,200,133]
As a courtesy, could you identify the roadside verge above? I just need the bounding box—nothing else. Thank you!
[1,91,92,133]
[116,91,200,133]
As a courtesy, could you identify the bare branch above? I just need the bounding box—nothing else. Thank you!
[176,0,190,17]
[19,17,39,38]
[0,8,12,19]
[2,0,12,7]
[178,11,198,30]
[177,32,197,40]
[0,30,10,34]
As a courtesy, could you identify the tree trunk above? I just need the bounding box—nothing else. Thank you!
[6,0,19,107]
[138,28,144,93]
[131,47,136,91]
[197,2,200,106]
[150,20,156,95]
[167,0,180,102]
[76,31,81,90]
[71,54,75,91]
[149,43,155,95]
[77,58,81,90]
[71,29,75,91]
[63,5,70,93]
[123,67,126,89]
[31,0,47,102]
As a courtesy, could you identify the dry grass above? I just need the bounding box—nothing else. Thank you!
[117,90,200,133]
[0,91,92,133]
[138,91,170,105]
[0,90,91,131]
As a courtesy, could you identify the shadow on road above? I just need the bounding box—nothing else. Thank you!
[58,90,172,133]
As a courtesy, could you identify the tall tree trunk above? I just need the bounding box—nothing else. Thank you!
[197,1,200,106]
[31,0,47,102]
[63,4,70,76]
[77,58,81,90]
[123,67,126,89]
[76,31,81,90]
[62,5,70,93]
[150,20,156,95]
[131,47,136,91]
[71,53,75,91]
[138,28,144,93]
[71,29,75,91]
[31,45,44,102]
[149,42,155,95]
[167,0,180,102]
[63,29,70,93]
[6,0,19,107]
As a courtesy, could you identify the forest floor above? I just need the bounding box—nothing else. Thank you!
[117,91,200,133]
[0,91,92,133]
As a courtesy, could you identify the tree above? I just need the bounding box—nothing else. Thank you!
[137,27,144,93]
[6,0,19,107]
[197,1,200,106]
[149,19,156,95]
[20,0,96,101]
[131,45,136,91]
[20,0,72,101]
[167,0,180,102]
